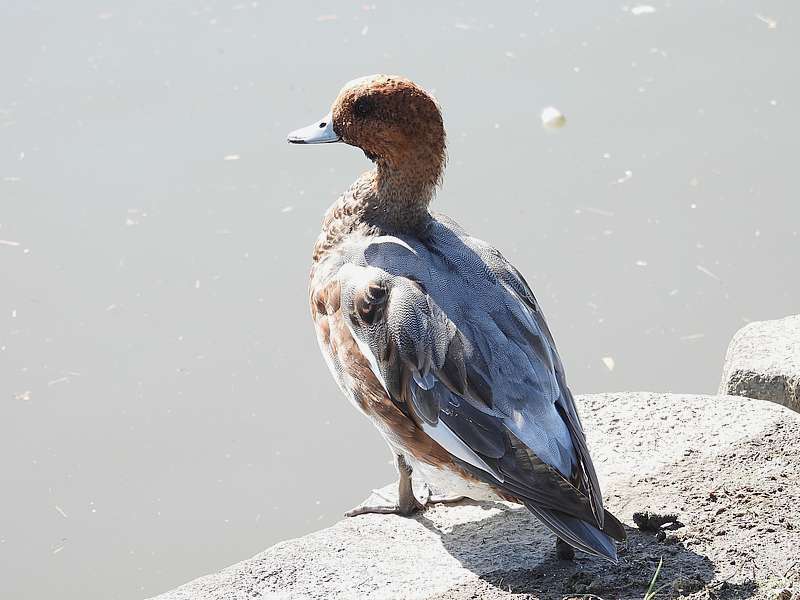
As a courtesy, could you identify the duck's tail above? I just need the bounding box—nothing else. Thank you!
[524,501,627,563]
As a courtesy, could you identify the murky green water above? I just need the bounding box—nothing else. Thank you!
[1,1,798,598]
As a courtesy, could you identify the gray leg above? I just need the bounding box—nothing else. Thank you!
[555,537,576,560]
[345,455,466,517]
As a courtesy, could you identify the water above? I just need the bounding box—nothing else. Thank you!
[1,2,798,598]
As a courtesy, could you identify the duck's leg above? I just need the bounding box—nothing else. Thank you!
[345,454,424,517]
[555,537,576,560]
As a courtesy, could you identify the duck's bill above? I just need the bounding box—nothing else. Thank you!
[287,112,341,144]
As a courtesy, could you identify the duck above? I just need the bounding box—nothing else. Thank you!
[288,74,626,562]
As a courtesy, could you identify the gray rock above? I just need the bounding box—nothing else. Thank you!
[149,393,800,600]
[719,314,800,413]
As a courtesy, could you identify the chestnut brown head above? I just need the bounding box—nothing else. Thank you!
[288,75,446,191]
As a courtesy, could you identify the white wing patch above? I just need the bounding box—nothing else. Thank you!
[419,418,504,483]
[344,317,390,394]
[343,290,505,484]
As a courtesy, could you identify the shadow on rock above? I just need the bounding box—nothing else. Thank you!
[414,501,753,600]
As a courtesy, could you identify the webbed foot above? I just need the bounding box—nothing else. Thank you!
[345,455,466,518]
[344,487,424,517]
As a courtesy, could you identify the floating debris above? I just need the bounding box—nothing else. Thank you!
[578,206,614,217]
[14,390,31,402]
[696,264,720,281]
[125,208,147,227]
[635,259,648,267]
[55,505,68,519]
[630,5,656,16]
[281,206,294,214]
[316,14,337,22]
[602,356,615,371]
[360,25,368,36]
[540,106,566,129]
[614,170,633,184]
[52,539,67,554]
[680,333,705,342]
[755,14,777,29]
[0,239,20,247]
[223,154,240,161]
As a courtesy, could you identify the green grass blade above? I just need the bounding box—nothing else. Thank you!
[643,557,664,600]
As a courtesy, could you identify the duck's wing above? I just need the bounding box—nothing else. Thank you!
[338,254,625,561]
[495,257,606,523]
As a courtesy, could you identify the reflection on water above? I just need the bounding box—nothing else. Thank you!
[1,1,798,598]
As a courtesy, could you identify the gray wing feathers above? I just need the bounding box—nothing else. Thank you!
[337,224,620,555]
[339,248,576,480]
[497,258,606,526]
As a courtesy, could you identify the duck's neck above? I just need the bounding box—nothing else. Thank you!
[313,152,444,262]
[365,156,439,232]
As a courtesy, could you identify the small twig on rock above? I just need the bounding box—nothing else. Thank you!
[633,511,685,532]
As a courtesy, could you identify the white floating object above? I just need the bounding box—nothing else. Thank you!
[602,356,616,371]
[541,106,566,129]
[631,5,656,15]
[223,154,240,161]
[696,264,720,281]
[615,170,633,184]
[680,333,705,341]
[755,14,777,29]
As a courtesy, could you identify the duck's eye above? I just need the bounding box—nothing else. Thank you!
[353,97,375,119]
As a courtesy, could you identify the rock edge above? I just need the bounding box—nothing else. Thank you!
[149,393,800,600]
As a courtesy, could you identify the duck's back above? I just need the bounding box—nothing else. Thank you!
[312,215,576,478]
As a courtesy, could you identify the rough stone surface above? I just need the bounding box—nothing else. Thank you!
[720,315,800,413]
[149,393,800,600]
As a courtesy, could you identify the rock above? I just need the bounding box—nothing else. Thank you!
[149,393,800,600]
[720,314,800,413]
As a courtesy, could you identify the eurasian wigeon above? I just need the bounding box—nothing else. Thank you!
[288,75,626,562]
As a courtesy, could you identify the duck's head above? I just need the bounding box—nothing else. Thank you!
[288,75,446,193]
